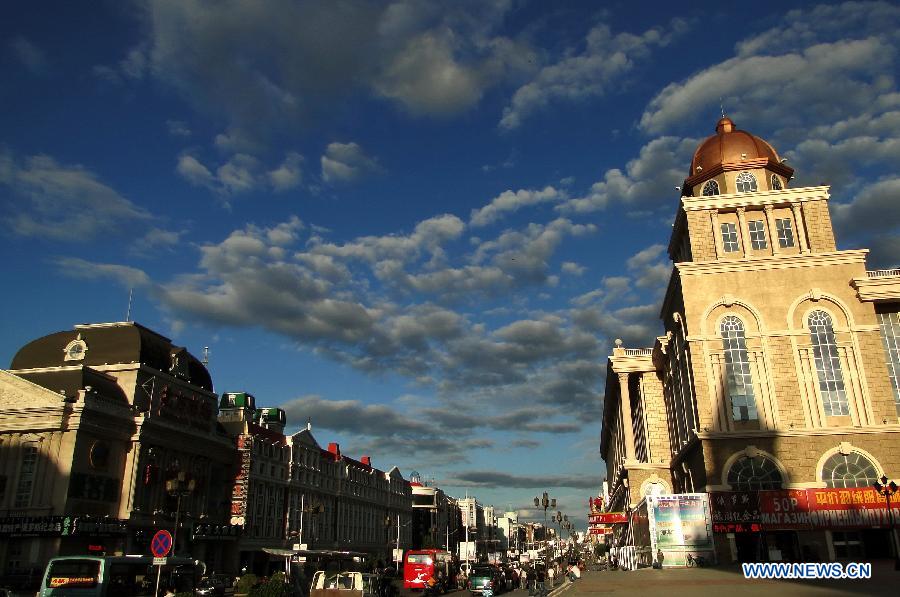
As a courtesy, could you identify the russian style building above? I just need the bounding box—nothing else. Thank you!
[601,117,900,564]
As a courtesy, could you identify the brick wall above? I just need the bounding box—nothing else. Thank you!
[803,200,836,252]
[686,210,717,262]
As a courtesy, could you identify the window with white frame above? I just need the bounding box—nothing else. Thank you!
[721,316,758,421]
[720,222,740,252]
[821,451,880,488]
[748,220,767,250]
[727,455,783,490]
[877,310,900,415]
[735,171,758,193]
[771,174,783,190]
[702,179,720,196]
[808,310,850,416]
[775,218,795,248]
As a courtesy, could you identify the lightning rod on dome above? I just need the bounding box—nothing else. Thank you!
[719,97,726,119]
[125,288,133,322]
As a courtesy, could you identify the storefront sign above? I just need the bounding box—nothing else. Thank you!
[588,527,612,535]
[588,512,627,524]
[230,434,252,526]
[0,516,66,536]
[191,523,242,540]
[711,488,892,532]
[710,491,760,525]
[648,493,715,567]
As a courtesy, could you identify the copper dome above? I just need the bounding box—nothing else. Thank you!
[689,117,783,175]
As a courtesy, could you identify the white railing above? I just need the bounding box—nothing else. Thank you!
[623,348,653,356]
[867,269,900,278]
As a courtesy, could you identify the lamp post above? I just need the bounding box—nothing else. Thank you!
[165,471,196,556]
[533,492,555,560]
[873,475,900,570]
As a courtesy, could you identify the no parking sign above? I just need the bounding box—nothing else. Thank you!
[151,529,173,557]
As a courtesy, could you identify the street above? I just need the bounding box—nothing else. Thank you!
[560,562,900,596]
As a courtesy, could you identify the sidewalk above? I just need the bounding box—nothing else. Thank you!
[564,561,900,596]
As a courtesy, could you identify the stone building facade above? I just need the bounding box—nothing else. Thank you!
[601,117,900,565]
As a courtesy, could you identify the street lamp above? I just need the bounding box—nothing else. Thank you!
[533,492,555,558]
[873,475,900,570]
[166,471,196,556]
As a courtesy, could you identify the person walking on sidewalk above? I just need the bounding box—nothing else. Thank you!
[547,565,555,587]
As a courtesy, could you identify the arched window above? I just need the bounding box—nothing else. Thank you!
[721,316,758,421]
[727,455,783,490]
[702,179,720,196]
[735,171,758,193]
[821,451,880,488]
[771,174,783,190]
[808,310,850,416]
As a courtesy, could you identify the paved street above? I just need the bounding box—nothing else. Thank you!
[559,562,900,596]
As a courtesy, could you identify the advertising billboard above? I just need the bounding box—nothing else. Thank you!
[647,493,715,567]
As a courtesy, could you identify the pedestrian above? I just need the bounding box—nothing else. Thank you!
[547,565,555,587]
[520,566,528,591]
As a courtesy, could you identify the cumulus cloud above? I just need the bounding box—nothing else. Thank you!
[176,151,304,198]
[131,0,531,143]
[321,142,379,183]
[469,186,564,227]
[500,18,690,130]
[559,136,697,214]
[0,152,151,241]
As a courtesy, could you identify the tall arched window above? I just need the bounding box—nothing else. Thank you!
[727,455,783,490]
[735,171,758,193]
[702,180,720,196]
[821,451,880,488]
[771,174,783,190]
[808,310,850,416]
[721,316,758,421]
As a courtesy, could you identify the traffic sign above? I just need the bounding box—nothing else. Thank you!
[151,529,173,557]
[153,557,167,566]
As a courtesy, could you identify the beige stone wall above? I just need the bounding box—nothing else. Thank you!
[640,372,672,462]
[803,200,837,252]
[686,209,717,262]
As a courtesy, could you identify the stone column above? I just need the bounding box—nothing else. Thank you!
[710,210,722,258]
[736,207,752,256]
[764,204,780,254]
[792,202,809,254]
[618,372,637,462]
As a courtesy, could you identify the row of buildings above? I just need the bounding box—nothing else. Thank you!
[0,320,547,584]
[599,117,900,565]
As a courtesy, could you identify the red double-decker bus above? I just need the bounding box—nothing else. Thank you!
[403,549,453,592]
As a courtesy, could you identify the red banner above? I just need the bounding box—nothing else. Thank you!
[589,513,627,524]
[711,488,892,532]
[588,527,612,535]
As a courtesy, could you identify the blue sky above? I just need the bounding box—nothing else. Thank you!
[2,1,899,529]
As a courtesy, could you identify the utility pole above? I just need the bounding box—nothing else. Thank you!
[396,513,401,572]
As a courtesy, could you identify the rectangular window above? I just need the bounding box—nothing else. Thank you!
[748,220,767,250]
[877,310,900,416]
[14,445,38,508]
[776,218,795,248]
[721,222,740,253]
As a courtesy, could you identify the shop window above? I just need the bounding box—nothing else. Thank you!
[727,455,783,490]
[721,316,758,421]
[776,218,795,248]
[808,310,850,416]
[736,171,758,193]
[821,451,880,488]
[832,531,864,559]
[748,220,767,250]
[876,310,900,415]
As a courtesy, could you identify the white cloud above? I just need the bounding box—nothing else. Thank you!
[56,257,152,288]
[166,120,192,137]
[561,262,585,276]
[469,186,564,227]
[0,152,151,241]
[176,151,305,197]
[130,227,186,256]
[321,142,379,183]
[499,18,690,130]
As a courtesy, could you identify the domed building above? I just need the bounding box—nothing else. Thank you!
[0,321,240,584]
[600,119,900,567]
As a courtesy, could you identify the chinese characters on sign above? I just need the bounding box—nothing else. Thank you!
[230,434,252,526]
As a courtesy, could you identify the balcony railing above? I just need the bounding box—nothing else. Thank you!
[623,348,653,356]
[867,269,900,278]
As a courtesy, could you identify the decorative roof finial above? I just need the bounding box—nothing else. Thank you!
[720,97,726,119]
